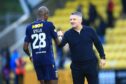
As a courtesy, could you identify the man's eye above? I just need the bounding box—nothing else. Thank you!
[70,19,73,21]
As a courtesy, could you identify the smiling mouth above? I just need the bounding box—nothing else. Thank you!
[71,23,75,25]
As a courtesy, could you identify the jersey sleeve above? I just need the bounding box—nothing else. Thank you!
[49,22,58,39]
[24,25,31,43]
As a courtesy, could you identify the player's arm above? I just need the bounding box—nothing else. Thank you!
[23,42,32,61]
[50,22,67,47]
[54,38,61,46]
[23,25,32,60]
[23,42,30,56]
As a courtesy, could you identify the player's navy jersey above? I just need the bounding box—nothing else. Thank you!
[24,20,57,65]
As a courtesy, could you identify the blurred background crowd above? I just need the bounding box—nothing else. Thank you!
[0,0,126,84]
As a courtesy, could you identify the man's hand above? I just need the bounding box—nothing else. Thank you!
[100,59,106,68]
[57,30,63,36]
[57,30,64,41]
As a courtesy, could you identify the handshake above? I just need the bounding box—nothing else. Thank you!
[57,30,64,41]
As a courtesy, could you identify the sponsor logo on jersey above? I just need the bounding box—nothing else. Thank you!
[32,23,43,29]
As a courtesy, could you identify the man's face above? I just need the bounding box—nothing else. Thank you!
[70,15,82,28]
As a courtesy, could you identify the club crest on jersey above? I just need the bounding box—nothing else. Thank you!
[32,23,43,29]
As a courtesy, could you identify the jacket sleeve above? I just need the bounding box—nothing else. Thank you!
[91,28,106,59]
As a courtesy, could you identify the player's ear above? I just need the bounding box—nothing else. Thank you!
[44,13,48,20]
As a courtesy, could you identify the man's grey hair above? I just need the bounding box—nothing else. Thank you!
[37,6,49,17]
[71,12,83,19]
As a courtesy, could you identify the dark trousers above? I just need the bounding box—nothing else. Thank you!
[70,59,99,84]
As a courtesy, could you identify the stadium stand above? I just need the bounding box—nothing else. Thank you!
[104,20,126,69]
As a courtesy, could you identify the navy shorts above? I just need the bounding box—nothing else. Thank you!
[33,63,58,80]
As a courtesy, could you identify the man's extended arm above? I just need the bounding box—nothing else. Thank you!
[54,30,68,48]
